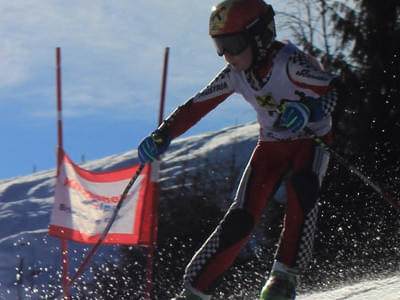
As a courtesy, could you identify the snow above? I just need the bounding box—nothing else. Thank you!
[298,275,400,299]
[0,121,399,299]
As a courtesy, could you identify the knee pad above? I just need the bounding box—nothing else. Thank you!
[219,208,254,249]
[291,170,320,214]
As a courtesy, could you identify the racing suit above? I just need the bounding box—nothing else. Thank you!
[160,40,338,294]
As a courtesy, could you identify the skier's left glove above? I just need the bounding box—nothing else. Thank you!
[138,129,171,164]
[279,96,324,133]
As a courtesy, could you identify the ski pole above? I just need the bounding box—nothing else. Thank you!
[276,99,399,214]
[66,163,146,288]
[303,126,400,214]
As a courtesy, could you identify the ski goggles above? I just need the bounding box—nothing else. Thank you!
[211,33,250,56]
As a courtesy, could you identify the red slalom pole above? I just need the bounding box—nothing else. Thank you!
[56,47,63,168]
[145,47,169,300]
[56,47,71,300]
[158,47,169,125]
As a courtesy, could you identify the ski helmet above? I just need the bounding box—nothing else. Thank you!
[209,0,276,65]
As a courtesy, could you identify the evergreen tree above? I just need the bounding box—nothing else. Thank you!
[283,0,400,158]
[331,0,400,159]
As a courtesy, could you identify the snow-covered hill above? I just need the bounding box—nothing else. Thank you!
[0,121,399,299]
[298,274,400,300]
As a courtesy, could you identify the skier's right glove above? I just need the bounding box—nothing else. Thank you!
[138,129,171,164]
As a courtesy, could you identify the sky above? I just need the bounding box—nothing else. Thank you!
[0,0,296,179]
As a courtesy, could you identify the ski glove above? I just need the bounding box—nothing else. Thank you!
[279,96,324,133]
[138,129,171,164]
[280,102,311,133]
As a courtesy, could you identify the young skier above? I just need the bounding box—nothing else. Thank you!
[138,0,340,299]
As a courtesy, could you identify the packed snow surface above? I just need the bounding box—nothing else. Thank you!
[299,274,400,299]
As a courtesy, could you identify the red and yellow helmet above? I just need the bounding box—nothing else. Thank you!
[209,0,276,57]
[209,0,272,36]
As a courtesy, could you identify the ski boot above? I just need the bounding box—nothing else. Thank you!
[259,268,297,300]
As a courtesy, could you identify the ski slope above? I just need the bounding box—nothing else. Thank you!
[0,122,399,299]
[299,275,400,299]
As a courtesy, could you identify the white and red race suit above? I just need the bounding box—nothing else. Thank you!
[161,40,337,294]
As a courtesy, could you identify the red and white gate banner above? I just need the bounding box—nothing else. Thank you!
[49,149,156,245]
